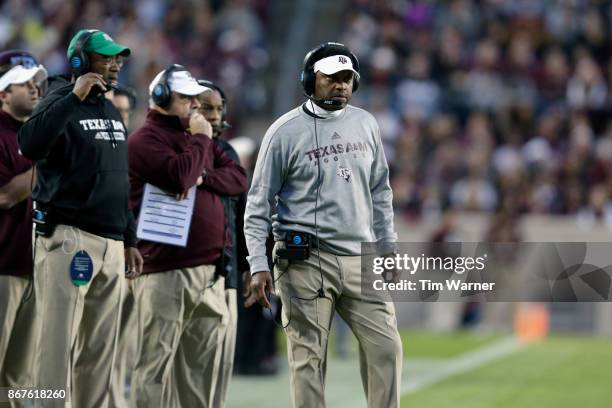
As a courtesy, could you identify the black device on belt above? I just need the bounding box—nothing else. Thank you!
[32,206,56,237]
[277,231,310,261]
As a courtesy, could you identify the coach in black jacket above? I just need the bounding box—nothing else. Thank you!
[17,29,142,407]
[197,80,249,408]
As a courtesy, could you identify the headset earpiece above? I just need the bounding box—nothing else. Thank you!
[68,29,98,77]
[349,53,360,92]
[152,64,185,108]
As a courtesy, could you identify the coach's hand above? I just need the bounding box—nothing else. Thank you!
[125,247,144,279]
[73,73,107,101]
[245,271,274,309]
[174,176,203,200]
[189,112,212,138]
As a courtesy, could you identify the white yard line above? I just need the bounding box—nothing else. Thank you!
[401,336,524,395]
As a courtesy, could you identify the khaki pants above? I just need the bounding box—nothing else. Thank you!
[274,244,403,408]
[130,266,228,408]
[109,285,136,408]
[1,274,39,408]
[33,225,125,408]
[211,288,237,408]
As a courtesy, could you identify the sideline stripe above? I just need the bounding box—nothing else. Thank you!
[401,337,524,395]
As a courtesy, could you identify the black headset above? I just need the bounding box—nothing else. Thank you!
[300,42,360,97]
[151,64,186,108]
[68,29,99,76]
[197,79,232,130]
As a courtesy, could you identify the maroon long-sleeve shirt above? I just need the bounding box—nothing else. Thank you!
[0,110,32,277]
[128,110,247,274]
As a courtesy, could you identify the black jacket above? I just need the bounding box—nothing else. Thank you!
[214,138,249,289]
[18,75,136,245]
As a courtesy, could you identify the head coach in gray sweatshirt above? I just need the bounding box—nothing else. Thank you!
[244,42,402,408]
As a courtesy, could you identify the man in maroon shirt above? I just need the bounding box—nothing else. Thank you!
[0,50,47,393]
[128,65,248,408]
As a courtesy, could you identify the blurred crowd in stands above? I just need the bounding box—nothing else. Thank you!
[341,0,612,226]
[0,0,271,132]
[4,0,612,227]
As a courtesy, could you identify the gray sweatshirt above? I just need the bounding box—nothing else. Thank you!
[244,103,397,273]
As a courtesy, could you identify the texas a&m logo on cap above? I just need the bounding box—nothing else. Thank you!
[338,56,348,64]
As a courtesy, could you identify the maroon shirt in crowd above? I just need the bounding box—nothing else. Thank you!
[128,110,247,274]
[0,110,33,277]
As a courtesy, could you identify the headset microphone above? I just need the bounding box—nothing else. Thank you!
[302,91,344,108]
[210,121,231,134]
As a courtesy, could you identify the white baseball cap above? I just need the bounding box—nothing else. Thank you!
[0,64,48,92]
[313,54,358,76]
[149,68,210,97]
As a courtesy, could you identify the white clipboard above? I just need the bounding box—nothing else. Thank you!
[136,183,196,247]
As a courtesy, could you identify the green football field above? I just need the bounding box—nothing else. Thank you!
[401,335,612,408]
[228,330,612,407]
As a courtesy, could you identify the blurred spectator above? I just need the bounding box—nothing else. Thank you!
[464,39,508,113]
[537,47,570,110]
[576,183,612,230]
[450,149,498,212]
[566,54,607,111]
[396,51,440,119]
